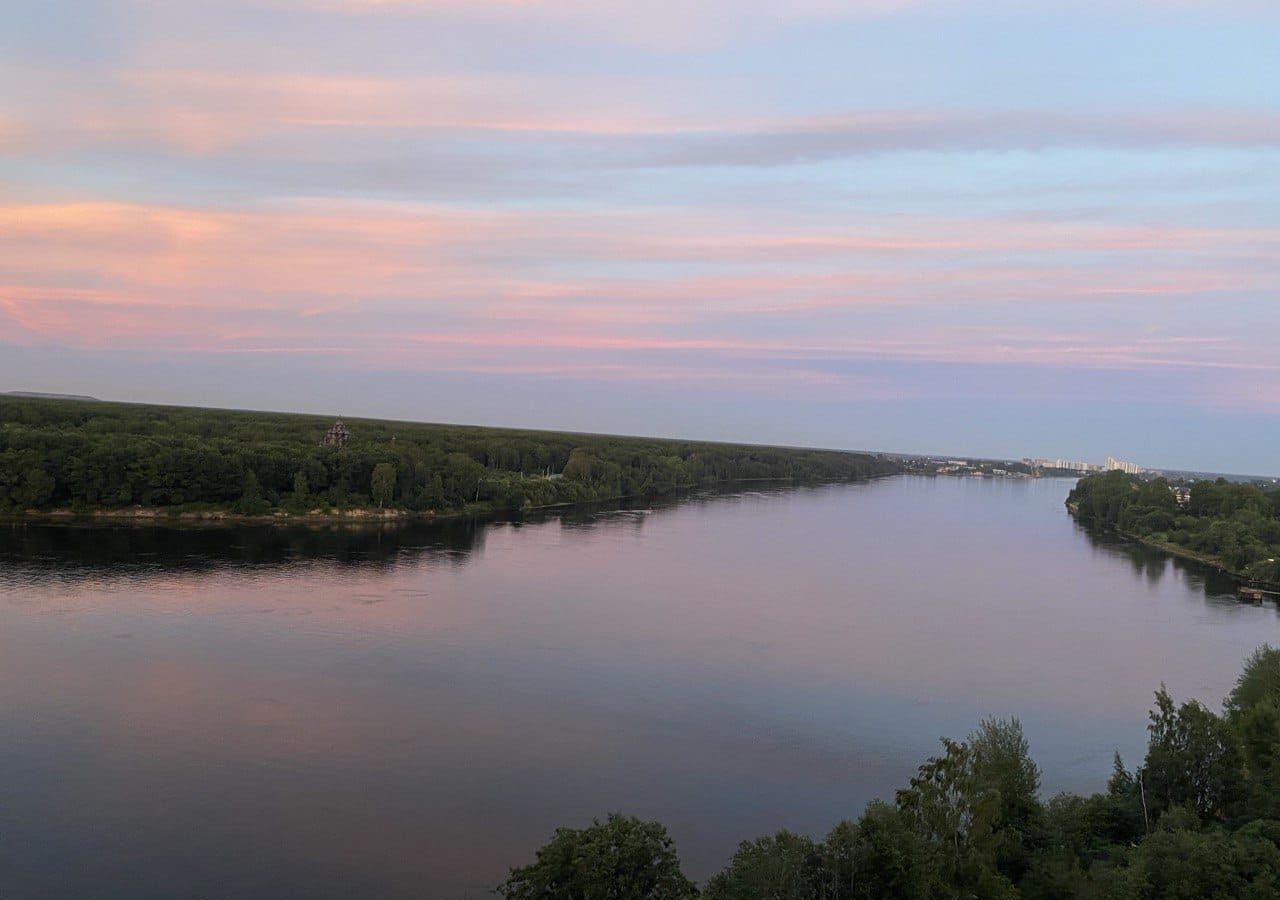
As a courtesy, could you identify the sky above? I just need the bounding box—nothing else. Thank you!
[2,1,1278,473]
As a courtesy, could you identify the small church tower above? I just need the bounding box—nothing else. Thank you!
[322,419,350,447]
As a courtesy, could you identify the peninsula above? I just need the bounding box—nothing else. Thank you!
[1068,470,1280,587]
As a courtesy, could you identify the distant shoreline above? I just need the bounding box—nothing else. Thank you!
[2,506,424,526]
[1,395,898,522]
[0,474,891,529]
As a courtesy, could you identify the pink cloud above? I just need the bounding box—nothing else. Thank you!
[6,59,1279,165]
[2,195,1274,388]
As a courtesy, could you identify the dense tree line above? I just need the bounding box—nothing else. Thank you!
[0,397,897,516]
[500,647,1280,899]
[1069,471,1280,584]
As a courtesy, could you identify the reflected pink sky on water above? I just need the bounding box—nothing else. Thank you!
[0,477,1274,898]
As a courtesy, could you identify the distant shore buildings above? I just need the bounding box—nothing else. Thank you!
[1020,456,1145,475]
[1105,456,1144,475]
[1025,458,1103,473]
[814,452,1158,481]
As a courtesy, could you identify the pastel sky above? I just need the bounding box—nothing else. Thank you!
[3,1,1278,472]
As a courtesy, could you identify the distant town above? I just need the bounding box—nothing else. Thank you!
[891,452,1280,487]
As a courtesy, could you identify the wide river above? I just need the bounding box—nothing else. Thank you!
[0,475,1273,898]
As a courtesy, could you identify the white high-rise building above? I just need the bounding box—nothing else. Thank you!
[1105,456,1143,475]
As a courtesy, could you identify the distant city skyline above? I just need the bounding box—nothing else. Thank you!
[2,1,1277,473]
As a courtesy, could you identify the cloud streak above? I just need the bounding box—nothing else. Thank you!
[2,194,1273,394]
[8,64,1280,164]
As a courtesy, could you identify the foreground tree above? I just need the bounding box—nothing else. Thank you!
[1228,646,1280,717]
[1087,820,1280,899]
[497,814,696,900]
[970,717,1044,883]
[825,801,940,900]
[1143,687,1244,822]
[703,830,828,900]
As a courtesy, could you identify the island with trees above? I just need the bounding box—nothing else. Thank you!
[498,646,1280,899]
[0,395,898,521]
[1067,471,1280,587]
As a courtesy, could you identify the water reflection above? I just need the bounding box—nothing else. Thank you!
[0,486,790,587]
[1073,520,1258,606]
[1,477,1277,900]
[1,483,1250,610]
[0,517,488,582]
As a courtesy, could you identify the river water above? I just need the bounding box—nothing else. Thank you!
[0,476,1272,898]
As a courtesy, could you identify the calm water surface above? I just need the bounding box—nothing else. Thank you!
[0,476,1274,898]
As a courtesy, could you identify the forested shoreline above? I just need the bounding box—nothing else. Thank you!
[0,396,898,519]
[500,647,1280,899]
[1068,471,1280,586]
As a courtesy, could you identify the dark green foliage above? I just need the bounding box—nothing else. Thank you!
[1095,822,1280,899]
[0,396,897,516]
[823,802,940,899]
[1228,646,1280,717]
[497,813,697,900]
[971,718,1044,883]
[15,467,55,507]
[370,461,396,508]
[1143,687,1245,821]
[1235,699,1280,821]
[894,734,1019,899]
[1228,648,1280,821]
[235,469,270,515]
[703,831,829,900]
[511,651,1280,899]
[1068,472,1280,583]
[291,470,309,507]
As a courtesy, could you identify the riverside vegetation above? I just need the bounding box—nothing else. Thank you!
[0,396,897,518]
[500,647,1280,900]
[1068,471,1280,586]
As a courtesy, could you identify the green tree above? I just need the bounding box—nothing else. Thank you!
[236,469,269,515]
[1144,687,1245,822]
[371,462,396,509]
[824,801,940,900]
[1228,646,1280,717]
[1235,698,1280,820]
[896,737,1017,899]
[704,830,828,900]
[1102,823,1280,899]
[1099,756,1150,847]
[969,717,1044,883]
[16,468,56,508]
[292,470,309,507]
[497,814,696,900]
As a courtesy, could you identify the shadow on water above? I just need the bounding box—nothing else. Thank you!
[1073,520,1251,603]
[0,482,803,584]
[0,517,487,579]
